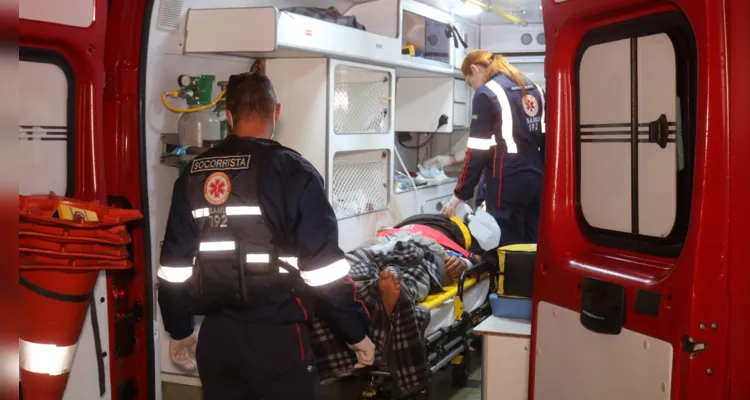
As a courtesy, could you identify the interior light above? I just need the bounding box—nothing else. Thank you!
[454,1,484,16]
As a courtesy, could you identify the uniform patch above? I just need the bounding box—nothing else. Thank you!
[471,114,479,120]
[190,155,251,174]
[522,94,539,117]
[204,172,231,205]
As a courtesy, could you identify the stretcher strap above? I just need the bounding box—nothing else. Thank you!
[89,295,106,396]
[449,217,472,250]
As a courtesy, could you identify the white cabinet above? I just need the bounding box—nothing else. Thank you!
[266,58,396,221]
[474,316,532,400]
[395,77,472,132]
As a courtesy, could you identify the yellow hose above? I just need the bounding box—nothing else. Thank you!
[464,0,529,26]
[161,88,227,113]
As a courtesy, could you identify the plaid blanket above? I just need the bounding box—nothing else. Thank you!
[310,238,445,396]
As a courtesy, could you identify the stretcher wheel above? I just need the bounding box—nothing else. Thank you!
[451,352,471,387]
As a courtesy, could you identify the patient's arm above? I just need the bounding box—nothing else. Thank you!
[445,255,473,280]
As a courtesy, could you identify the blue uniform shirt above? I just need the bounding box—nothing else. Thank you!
[158,136,369,344]
[454,73,546,204]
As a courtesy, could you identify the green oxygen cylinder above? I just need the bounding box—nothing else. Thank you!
[176,74,222,148]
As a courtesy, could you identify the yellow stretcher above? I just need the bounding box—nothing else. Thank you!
[359,241,539,399]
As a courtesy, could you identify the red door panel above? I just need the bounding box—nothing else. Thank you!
[534,0,731,399]
[21,1,153,398]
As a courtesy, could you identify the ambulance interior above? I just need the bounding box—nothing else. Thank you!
[24,0,746,399]
[150,2,545,398]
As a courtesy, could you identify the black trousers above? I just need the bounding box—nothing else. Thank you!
[196,313,323,400]
[486,170,543,246]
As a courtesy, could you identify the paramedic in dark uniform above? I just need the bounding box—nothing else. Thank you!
[441,50,546,246]
[157,72,374,400]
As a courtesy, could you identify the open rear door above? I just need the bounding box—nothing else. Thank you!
[19,0,154,398]
[533,1,730,399]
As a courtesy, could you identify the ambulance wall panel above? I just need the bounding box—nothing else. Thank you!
[534,302,673,400]
[481,23,546,54]
[505,56,546,87]
[265,58,328,175]
[579,39,632,232]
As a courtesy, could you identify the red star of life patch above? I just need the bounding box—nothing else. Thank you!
[522,94,539,117]
[204,172,231,205]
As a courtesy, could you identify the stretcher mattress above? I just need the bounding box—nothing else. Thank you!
[420,276,492,336]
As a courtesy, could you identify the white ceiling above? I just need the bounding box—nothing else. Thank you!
[488,0,543,23]
[384,0,544,25]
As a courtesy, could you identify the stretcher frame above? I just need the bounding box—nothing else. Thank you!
[358,260,499,399]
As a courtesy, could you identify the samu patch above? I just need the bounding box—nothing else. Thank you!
[190,155,251,174]
[522,94,539,117]
[204,172,231,205]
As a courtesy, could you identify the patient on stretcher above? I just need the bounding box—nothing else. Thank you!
[377,252,473,318]
[310,214,498,396]
[357,214,482,298]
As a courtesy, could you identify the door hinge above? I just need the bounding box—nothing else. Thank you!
[683,335,708,359]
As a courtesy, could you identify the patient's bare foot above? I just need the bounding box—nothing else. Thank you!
[379,269,401,318]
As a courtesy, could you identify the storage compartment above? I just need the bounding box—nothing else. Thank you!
[331,149,390,219]
[183,6,401,64]
[393,0,472,78]
[395,77,471,132]
[333,64,391,134]
[183,2,465,79]
[401,10,451,65]
[265,58,396,217]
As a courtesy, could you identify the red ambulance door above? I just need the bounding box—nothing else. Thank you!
[532,1,730,399]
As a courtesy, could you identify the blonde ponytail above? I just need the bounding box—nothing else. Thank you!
[461,50,528,95]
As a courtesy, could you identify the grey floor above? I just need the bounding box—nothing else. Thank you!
[162,349,482,400]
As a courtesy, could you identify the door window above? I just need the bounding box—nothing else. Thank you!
[576,12,696,256]
[19,49,75,197]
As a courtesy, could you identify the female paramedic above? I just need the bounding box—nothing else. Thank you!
[439,50,546,246]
